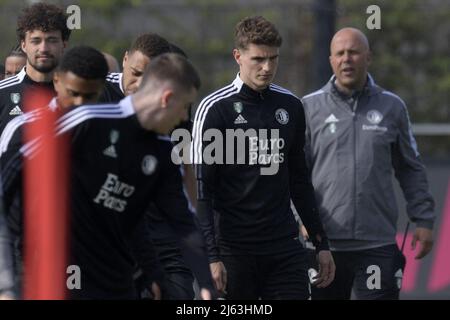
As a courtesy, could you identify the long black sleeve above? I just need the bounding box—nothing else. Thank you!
[129,213,165,288]
[289,103,329,252]
[191,103,222,262]
[195,164,220,263]
[154,140,214,292]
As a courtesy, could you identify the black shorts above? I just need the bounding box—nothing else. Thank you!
[135,241,195,300]
[310,244,406,300]
[222,244,309,300]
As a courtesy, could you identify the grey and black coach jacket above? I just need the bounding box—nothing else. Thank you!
[302,75,435,245]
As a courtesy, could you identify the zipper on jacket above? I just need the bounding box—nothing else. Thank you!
[352,97,358,238]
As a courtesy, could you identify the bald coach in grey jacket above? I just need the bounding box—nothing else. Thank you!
[302,27,435,300]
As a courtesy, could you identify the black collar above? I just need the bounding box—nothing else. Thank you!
[239,81,271,100]
[23,72,54,88]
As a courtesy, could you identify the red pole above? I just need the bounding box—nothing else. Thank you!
[22,88,69,300]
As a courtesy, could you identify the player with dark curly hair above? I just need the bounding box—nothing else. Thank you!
[0,2,70,133]
[1,53,215,300]
[0,45,109,299]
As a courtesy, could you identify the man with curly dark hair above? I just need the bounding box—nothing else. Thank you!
[0,2,70,133]
[0,45,109,300]
[1,53,215,300]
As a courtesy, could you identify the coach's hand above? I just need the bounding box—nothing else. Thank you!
[150,281,161,300]
[314,250,335,288]
[412,227,434,259]
[210,261,227,294]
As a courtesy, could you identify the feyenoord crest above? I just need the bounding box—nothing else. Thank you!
[10,93,20,104]
[110,130,120,144]
[142,155,157,175]
[367,110,383,124]
[233,102,243,114]
[275,108,289,125]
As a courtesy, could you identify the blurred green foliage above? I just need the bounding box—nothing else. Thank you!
[0,0,448,157]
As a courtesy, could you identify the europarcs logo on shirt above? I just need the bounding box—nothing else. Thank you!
[93,173,135,212]
[171,128,286,176]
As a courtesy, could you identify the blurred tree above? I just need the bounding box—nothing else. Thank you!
[0,0,447,157]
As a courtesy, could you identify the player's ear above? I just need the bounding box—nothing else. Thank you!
[53,72,60,85]
[122,51,129,69]
[161,89,173,109]
[233,48,241,66]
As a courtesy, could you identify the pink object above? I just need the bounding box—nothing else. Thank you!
[396,233,421,292]
[428,179,450,292]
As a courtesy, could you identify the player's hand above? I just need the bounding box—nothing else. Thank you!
[210,261,227,294]
[412,227,433,259]
[150,281,161,300]
[300,225,309,241]
[199,288,212,300]
[314,250,335,288]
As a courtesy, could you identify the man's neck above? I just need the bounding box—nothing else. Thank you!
[239,74,267,93]
[131,93,157,131]
[26,64,54,83]
[334,78,366,97]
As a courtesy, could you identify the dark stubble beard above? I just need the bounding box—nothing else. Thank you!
[28,57,58,74]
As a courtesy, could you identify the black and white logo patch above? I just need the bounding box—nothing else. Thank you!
[110,129,119,144]
[142,155,157,175]
[367,110,383,124]
[103,130,119,158]
[233,101,243,114]
[10,93,20,104]
[275,108,289,125]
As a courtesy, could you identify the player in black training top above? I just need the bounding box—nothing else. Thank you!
[0,3,70,133]
[191,16,335,299]
[99,34,199,300]
[1,53,214,299]
[0,46,110,299]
